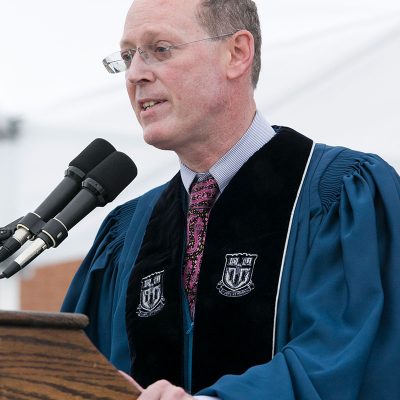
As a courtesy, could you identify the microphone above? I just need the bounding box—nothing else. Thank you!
[0,151,137,279]
[0,138,116,262]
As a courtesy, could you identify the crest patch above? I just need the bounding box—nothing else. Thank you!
[137,270,166,317]
[217,253,257,297]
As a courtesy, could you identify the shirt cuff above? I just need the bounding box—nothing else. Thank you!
[194,396,220,400]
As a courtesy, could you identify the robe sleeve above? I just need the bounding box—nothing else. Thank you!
[198,148,400,399]
[61,199,139,372]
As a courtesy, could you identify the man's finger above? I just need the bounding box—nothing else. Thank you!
[138,380,192,400]
[118,370,144,392]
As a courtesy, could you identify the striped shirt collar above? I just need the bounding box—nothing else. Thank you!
[180,111,276,193]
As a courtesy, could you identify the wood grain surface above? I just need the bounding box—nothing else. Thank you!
[0,311,140,399]
[0,310,88,329]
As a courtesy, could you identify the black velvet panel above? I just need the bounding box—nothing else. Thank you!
[125,173,187,388]
[125,127,313,393]
[191,127,313,392]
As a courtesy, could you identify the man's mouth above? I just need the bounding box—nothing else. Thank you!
[141,100,165,111]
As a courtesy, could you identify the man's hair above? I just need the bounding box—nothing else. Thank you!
[196,0,262,88]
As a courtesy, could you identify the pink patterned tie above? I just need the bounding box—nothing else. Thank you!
[183,176,219,318]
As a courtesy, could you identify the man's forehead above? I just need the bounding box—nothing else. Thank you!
[128,0,200,22]
[123,0,203,44]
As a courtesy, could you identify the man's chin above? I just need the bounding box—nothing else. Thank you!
[143,132,174,151]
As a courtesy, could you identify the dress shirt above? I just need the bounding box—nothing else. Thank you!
[180,111,276,194]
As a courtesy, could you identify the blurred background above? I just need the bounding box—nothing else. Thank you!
[0,0,399,311]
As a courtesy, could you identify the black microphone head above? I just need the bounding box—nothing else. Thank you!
[69,138,116,173]
[86,151,137,203]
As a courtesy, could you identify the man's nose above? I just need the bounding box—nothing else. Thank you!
[125,53,156,85]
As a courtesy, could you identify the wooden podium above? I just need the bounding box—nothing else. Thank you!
[0,310,140,399]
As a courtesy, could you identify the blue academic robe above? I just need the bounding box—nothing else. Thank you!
[62,138,400,399]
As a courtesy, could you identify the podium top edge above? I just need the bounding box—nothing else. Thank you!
[0,310,89,329]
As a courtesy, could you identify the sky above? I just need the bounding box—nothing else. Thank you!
[1,0,399,117]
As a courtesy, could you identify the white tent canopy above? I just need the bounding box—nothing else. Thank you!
[0,0,399,270]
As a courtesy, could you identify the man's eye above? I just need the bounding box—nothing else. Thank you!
[121,51,133,63]
[153,45,170,53]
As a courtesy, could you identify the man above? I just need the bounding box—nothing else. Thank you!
[62,0,400,399]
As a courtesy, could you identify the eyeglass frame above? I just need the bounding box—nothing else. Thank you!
[102,32,238,74]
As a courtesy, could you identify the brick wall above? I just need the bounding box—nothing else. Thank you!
[20,259,82,312]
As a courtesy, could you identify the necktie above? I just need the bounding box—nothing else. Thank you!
[183,176,219,318]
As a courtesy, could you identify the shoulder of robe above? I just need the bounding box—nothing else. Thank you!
[97,198,139,242]
[311,145,394,212]
[99,182,170,241]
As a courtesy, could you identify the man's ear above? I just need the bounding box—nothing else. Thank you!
[225,30,254,82]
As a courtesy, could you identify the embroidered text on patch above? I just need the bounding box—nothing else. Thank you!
[137,270,166,317]
[217,253,257,297]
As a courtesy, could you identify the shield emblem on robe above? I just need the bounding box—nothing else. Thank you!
[217,253,257,297]
[137,270,166,317]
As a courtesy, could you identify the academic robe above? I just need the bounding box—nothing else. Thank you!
[62,127,400,399]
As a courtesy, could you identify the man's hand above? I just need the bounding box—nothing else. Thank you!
[137,380,194,400]
[119,372,194,400]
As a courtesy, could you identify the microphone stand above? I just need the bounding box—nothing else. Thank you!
[0,217,22,279]
[0,217,22,247]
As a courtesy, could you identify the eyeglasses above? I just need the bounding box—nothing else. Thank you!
[102,32,236,74]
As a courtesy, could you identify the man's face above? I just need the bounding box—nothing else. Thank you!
[122,0,229,154]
